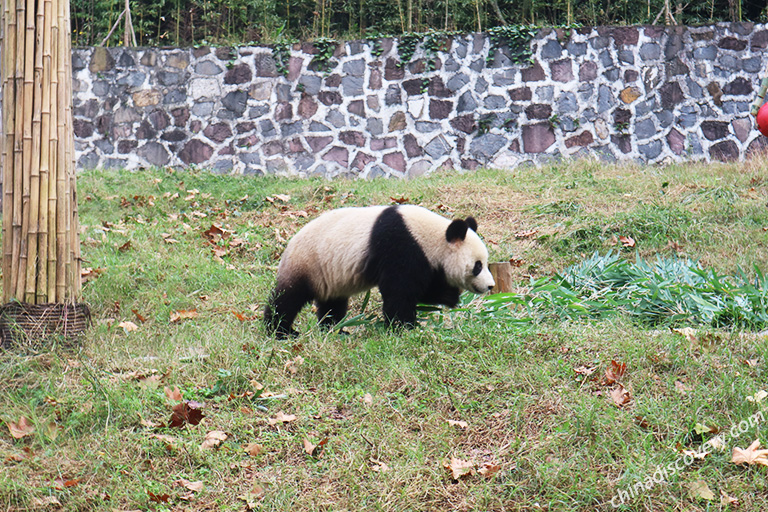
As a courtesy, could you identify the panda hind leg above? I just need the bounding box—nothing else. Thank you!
[316,297,349,331]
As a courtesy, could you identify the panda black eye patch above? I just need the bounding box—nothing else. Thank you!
[472,260,482,276]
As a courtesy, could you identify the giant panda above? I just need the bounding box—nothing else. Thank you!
[264,204,495,338]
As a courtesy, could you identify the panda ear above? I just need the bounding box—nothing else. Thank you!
[446,219,469,243]
[465,217,478,232]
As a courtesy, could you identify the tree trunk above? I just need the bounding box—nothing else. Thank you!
[1,0,82,307]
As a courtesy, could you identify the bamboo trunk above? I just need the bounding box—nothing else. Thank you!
[1,0,81,307]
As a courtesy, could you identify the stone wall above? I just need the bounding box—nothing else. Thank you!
[73,23,768,177]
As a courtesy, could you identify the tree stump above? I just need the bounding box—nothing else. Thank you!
[489,262,515,293]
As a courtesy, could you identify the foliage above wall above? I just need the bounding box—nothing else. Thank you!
[72,0,765,47]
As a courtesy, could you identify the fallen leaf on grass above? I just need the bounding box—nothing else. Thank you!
[363,393,373,405]
[7,417,34,439]
[681,449,710,460]
[732,440,768,466]
[370,457,389,472]
[604,360,627,385]
[303,437,328,457]
[149,434,178,449]
[619,235,635,248]
[244,443,264,457]
[284,356,304,375]
[164,386,183,402]
[688,479,715,501]
[610,384,632,407]
[446,419,469,429]
[573,365,597,376]
[118,321,139,333]
[170,309,198,323]
[514,229,538,239]
[53,477,82,490]
[746,390,768,403]
[131,309,147,323]
[672,327,697,343]
[268,411,297,425]
[444,457,474,480]
[148,491,171,503]
[478,462,502,478]
[201,430,228,450]
[720,489,739,506]
[239,485,266,510]
[30,496,61,508]
[168,401,205,428]
[707,436,727,452]
[674,380,690,394]
[178,479,204,492]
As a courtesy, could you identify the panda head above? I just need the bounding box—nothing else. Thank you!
[444,217,495,294]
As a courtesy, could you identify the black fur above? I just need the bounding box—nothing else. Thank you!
[264,205,461,337]
[362,206,459,327]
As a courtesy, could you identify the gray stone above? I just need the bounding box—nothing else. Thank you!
[492,69,517,86]
[536,86,554,102]
[309,122,332,132]
[446,73,469,91]
[604,68,620,81]
[676,112,697,129]
[157,71,182,86]
[732,117,751,142]
[443,57,460,72]
[639,42,661,60]
[163,90,187,105]
[721,101,750,114]
[541,39,563,59]
[635,118,656,139]
[743,57,762,73]
[342,76,364,96]
[484,95,506,109]
[638,140,661,159]
[114,107,140,124]
[367,118,383,136]
[260,120,276,138]
[299,75,323,95]
[221,90,248,115]
[78,152,100,169]
[550,60,573,82]
[617,49,634,65]
[385,84,402,106]
[475,77,488,94]
[720,54,741,71]
[693,45,717,60]
[557,92,578,113]
[686,77,703,98]
[248,105,269,118]
[138,142,170,166]
[424,135,451,159]
[196,60,222,75]
[457,90,477,113]
[635,98,657,116]
[597,85,616,113]
[281,122,303,137]
[590,35,610,50]
[276,83,293,102]
[598,50,613,68]
[94,139,114,154]
[658,110,674,128]
[566,42,587,56]
[327,110,346,128]
[470,134,506,161]
[416,121,440,133]
[93,81,110,97]
[254,53,278,77]
[343,59,366,77]
[117,72,146,86]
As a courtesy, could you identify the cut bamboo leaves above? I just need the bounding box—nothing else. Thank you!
[1,0,80,304]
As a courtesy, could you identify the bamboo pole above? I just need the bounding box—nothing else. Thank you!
[11,0,26,302]
[47,0,58,301]
[24,0,45,303]
[55,0,67,301]
[2,0,17,300]
[36,0,53,303]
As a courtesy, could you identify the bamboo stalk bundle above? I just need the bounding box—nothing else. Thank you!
[1,0,82,310]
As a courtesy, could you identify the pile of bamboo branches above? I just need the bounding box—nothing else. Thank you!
[1,0,81,305]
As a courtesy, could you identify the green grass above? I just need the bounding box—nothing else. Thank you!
[3,158,768,510]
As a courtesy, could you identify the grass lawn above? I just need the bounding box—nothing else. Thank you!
[2,156,768,511]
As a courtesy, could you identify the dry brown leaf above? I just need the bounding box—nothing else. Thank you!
[168,401,205,428]
[201,430,228,450]
[303,437,328,457]
[478,462,502,478]
[720,489,739,506]
[672,326,697,343]
[447,419,469,429]
[610,384,632,407]
[746,390,768,403]
[170,309,198,323]
[268,411,297,425]
[178,479,204,492]
[244,443,264,457]
[514,229,538,239]
[131,309,147,323]
[370,457,389,472]
[164,386,183,402]
[619,235,635,247]
[444,457,475,480]
[149,434,178,449]
[732,440,768,466]
[7,417,34,439]
[284,356,304,375]
[681,448,710,460]
[363,393,373,405]
[688,479,715,501]
[573,365,597,376]
[30,496,62,508]
[118,320,139,333]
[674,380,690,394]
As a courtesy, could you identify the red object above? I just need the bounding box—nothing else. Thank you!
[757,103,768,136]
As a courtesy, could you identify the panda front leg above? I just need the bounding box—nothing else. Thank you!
[264,280,314,339]
[315,297,349,329]
[379,283,419,328]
